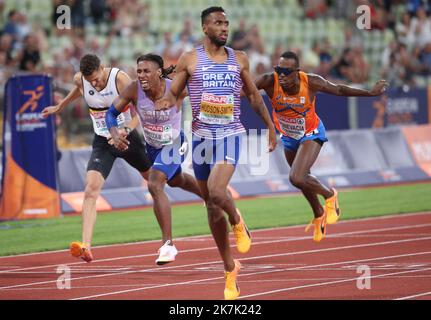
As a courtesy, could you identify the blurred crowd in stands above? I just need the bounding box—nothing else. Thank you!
[1,0,431,147]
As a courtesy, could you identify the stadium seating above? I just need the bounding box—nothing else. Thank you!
[3,0,393,86]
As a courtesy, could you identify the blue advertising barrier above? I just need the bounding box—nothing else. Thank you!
[59,126,431,213]
[315,93,350,130]
[357,87,430,128]
[1,74,61,220]
[239,92,350,132]
[239,87,430,132]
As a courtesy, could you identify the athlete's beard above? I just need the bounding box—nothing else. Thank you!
[209,34,227,47]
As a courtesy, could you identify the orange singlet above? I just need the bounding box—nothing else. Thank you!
[271,71,319,140]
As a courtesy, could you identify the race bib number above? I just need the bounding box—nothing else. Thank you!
[278,117,306,140]
[143,123,173,146]
[199,93,234,125]
[90,109,126,138]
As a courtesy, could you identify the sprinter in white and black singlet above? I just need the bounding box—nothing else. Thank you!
[42,54,152,263]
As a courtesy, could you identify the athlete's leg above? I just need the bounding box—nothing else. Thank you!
[147,168,172,244]
[197,178,236,272]
[191,137,235,271]
[123,129,153,181]
[82,170,105,247]
[140,169,149,181]
[167,172,203,199]
[288,140,333,218]
[284,149,324,218]
[192,135,244,299]
[208,162,251,254]
[207,163,240,226]
[79,138,116,250]
[147,138,189,264]
[71,138,117,261]
[206,133,243,225]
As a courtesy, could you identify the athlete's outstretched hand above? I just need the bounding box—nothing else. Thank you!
[370,80,388,96]
[41,105,60,118]
[268,126,277,152]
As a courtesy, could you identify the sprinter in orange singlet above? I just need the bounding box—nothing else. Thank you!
[255,51,388,242]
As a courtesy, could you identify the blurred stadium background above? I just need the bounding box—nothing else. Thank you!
[0,0,431,226]
[1,0,430,147]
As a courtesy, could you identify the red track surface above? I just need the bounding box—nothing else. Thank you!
[1,212,431,300]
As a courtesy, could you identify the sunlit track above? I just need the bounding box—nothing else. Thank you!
[0,212,430,300]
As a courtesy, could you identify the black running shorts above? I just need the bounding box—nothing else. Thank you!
[87,129,152,179]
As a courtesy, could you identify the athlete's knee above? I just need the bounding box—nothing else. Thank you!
[205,198,217,210]
[289,172,306,189]
[207,211,225,224]
[205,201,224,223]
[148,179,164,196]
[84,181,102,200]
[208,187,227,206]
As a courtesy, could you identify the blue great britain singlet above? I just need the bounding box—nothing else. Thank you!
[187,45,245,139]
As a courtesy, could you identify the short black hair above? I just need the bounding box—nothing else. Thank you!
[136,53,175,78]
[137,53,164,68]
[80,54,101,76]
[201,6,225,25]
[280,51,299,68]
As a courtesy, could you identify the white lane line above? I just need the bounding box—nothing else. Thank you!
[2,222,431,275]
[1,211,429,259]
[394,291,431,300]
[4,252,431,296]
[71,250,431,300]
[236,237,431,264]
[2,236,429,293]
[7,274,431,292]
[238,267,431,299]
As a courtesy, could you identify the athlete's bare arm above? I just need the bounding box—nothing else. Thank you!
[114,71,140,131]
[254,73,275,99]
[116,70,132,93]
[41,72,82,118]
[108,80,139,150]
[236,51,276,152]
[175,89,188,112]
[125,110,140,131]
[111,79,138,113]
[308,74,388,97]
[155,50,195,110]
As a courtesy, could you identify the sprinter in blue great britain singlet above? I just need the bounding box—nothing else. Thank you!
[106,54,203,266]
[155,7,277,300]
